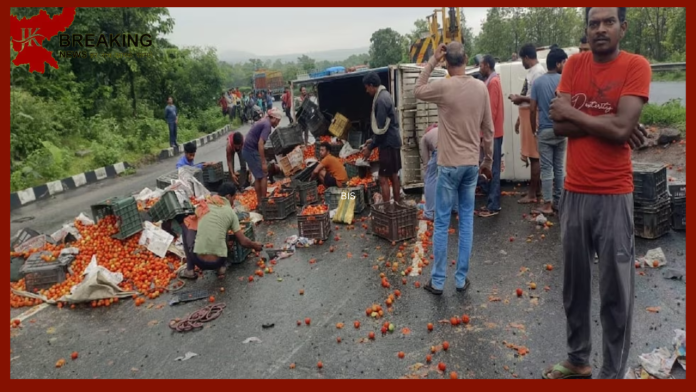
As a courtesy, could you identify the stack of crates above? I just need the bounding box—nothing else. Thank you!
[227,224,255,264]
[669,182,685,231]
[632,162,671,239]
[91,197,144,240]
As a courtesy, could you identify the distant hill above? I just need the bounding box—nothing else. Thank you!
[219,47,369,64]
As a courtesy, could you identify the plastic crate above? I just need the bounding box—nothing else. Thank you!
[278,147,304,177]
[634,195,672,239]
[270,123,304,156]
[669,182,686,199]
[633,162,667,203]
[345,163,359,179]
[671,197,685,231]
[261,191,296,220]
[348,129,365,149]
[297,206,331,240]
[371,202,418,242]
[329,113,351,138]
[325,186,365,213]
[293,162,318,183]
[285,180,319,206]
[203,162,225,184]
[20,254,66,292]
[363,182,381,205]
[227,224,256,264]
[149,191,194,222]
[91,197,144,240]
[330,143,343,157]
[156,168,204,190]
[298,100,329,137]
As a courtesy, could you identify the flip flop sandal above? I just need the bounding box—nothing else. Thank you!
[478,210,499,218]
[517,198,538,205]
[533,208,555,216]
[542,363,592,379]
[179,269,197,280]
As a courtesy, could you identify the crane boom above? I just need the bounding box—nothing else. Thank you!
[408,7,462,64]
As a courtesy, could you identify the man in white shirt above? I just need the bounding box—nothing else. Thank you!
[510,43,545,205]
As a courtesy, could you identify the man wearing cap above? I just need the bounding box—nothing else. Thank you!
[180,182,263,279]
[242,107,282,211]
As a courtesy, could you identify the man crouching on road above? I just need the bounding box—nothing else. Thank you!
[180,182,262,279]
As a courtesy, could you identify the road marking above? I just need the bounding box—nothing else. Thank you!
[11,303,49,323]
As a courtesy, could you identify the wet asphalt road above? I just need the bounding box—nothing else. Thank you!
[9,102,686,379]
[10,194,686,378]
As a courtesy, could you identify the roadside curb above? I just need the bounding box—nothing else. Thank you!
[158,124,232,160]
[10,162,133,211]
[10,124,235,212]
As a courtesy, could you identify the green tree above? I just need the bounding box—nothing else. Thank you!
[369,28,405,68]
[297,54,316,73]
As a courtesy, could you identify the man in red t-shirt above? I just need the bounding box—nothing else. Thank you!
[542,7,650,380]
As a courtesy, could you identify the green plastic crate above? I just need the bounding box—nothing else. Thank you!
[325,186,365,213]
[202,162,225,183]
[227,224,256,264]
[149,191,194,222]
[284,180,319,207]
[90,197,143,240]
[345,163,359,179]
[261,191,296,220]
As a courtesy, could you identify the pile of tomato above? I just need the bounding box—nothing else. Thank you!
[235,189,259,211]
[347,177,376,188]
[343,148,379,164]
[10,215,183,309]
[300,204,328,216]
[303,145,316,160]
[317,185,326,195]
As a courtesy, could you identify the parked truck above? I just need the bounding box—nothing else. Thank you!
[253,70,284,100]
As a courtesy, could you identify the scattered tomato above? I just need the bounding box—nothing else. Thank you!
[461,315,470,324]
[450,371,458,379]
[305,318,311,326]
[426,354,432,363]
[368,331,375,340]
[354,321,360,329]
[71,352,78,360]
[443,341,450,351]
[438,362,447,372]
[516,288,523,297]
[317,361,323,369]
[398,351,405,359]
[427,323,434,331]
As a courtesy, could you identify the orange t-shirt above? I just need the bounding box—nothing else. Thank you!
[557,51,651,195]
[321,155,348,187]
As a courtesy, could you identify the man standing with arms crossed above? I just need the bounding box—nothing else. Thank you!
[542,7,650,379]
[415,42,493,295]
[477,55,504,217]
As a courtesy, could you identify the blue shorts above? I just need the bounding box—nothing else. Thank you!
[242,148,264,180]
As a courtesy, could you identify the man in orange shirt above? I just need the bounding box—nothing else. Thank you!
[312,142,348,188]
[542,7,650,380]
[478,55,505,217]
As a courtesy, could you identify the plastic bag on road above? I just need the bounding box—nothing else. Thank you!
[639,347,677,378]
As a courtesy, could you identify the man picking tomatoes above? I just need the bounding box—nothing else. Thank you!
[180,183,262,279]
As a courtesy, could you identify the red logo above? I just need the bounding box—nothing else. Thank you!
[10,7,76,73]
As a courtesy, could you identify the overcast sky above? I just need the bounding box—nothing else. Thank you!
[165,8,489,56]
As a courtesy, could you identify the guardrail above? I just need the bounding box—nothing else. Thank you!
[651,62,686,72]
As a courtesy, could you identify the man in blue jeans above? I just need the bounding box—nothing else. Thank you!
[530,48,568,215]
[165,96,178,148]
[415,42,494,295]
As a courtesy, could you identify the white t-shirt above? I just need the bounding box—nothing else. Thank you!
[520,63,545,108]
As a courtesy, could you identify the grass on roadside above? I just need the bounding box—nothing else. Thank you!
[652,70,686,82]
[641,99,686,134]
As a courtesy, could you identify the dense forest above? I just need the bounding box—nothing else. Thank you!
[10,7,686,193]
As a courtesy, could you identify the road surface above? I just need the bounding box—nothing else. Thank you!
[9,103,686,379]
[650,81,686,106]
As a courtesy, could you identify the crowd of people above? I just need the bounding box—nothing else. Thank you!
[164,7,652,380]
[413,7,651,380]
